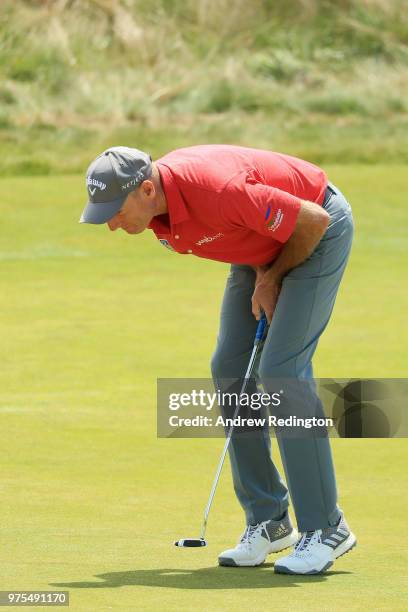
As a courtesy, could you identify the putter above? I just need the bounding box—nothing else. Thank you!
[175,312,268,547]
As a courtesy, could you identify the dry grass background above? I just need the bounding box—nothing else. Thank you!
[0,0,407,172]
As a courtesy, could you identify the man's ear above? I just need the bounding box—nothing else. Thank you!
[141,179,155,198]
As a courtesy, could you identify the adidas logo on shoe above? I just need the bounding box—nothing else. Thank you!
[218,512,298,567]
[274,513,357,575]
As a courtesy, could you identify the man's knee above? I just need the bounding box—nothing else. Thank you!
[258,344,314,382]
[211,350,228,380]
[258,356,297,382]
[211,349,248,386]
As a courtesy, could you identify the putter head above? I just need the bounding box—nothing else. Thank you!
[174,538,207,547]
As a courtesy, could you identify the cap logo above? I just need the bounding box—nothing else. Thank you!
[87,176,107,191]
[121,170,145,191]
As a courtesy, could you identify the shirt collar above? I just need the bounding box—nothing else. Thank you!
[148,162,190,233]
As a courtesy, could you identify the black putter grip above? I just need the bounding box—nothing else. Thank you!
[174,539,206,547]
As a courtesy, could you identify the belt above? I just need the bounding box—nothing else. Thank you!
[322,182,337,209]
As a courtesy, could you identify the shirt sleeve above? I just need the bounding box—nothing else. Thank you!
[219,169,302,243]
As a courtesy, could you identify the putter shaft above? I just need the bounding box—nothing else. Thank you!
[199,315,267,540]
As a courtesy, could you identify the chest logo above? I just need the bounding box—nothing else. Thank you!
[159,239,175,251]
[195,232,224,246]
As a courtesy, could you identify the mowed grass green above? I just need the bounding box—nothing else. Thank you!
[0,166,407,611]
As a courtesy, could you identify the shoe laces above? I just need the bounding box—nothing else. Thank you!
[294,530,322,557]
[239,523,265,549]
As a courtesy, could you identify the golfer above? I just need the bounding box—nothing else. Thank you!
[80,145,356,574]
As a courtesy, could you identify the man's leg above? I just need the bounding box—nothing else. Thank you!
[258,185,354,532]
[211,264,289,525]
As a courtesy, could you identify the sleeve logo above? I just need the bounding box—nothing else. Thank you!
[265,206,283,232]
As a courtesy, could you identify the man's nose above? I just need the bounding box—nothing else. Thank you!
[108,217,120,231]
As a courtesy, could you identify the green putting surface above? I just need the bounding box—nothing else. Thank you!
[1,167,407,610]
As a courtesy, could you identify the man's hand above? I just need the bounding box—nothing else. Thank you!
[252,272,282,324]
[251,199,330,325]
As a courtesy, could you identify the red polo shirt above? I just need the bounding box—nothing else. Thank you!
[149,145,327,266]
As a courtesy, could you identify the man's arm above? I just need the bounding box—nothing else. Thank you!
[252,201,330,322]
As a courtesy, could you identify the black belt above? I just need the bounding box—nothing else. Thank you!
[322,182,337,209]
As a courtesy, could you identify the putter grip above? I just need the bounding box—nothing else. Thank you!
[255,313,267,343]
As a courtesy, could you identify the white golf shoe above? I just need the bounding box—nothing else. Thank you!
[218,512,298,567]
[274,513,357,575]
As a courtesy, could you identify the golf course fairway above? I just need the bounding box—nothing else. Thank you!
[1,166,407,610]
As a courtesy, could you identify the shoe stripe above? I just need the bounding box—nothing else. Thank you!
[337,528,349,536]
[323,538,339,547]
[331,533,345,541]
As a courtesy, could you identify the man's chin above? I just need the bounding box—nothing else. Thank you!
[124,226,143,235]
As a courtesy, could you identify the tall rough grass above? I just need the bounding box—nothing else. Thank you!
[0,0,407,171]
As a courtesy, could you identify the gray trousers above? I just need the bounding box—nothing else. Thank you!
[211,184,354,532]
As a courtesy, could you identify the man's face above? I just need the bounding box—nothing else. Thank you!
[107,180,156,234]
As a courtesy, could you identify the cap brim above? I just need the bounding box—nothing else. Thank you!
[79,195,127,224]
